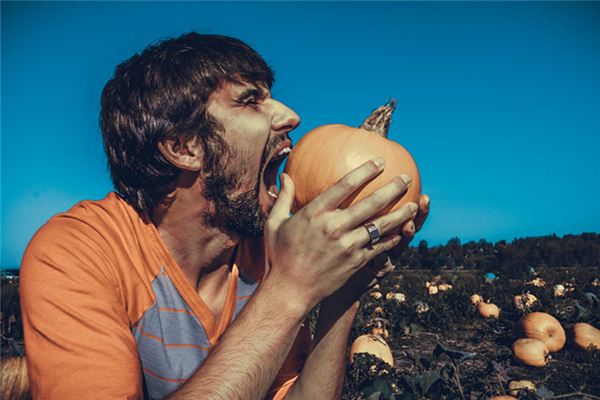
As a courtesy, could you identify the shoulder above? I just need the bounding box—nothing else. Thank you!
[21,192,144,284]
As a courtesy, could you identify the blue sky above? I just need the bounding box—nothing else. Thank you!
[2,2,599,267]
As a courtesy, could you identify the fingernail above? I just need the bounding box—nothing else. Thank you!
[409,202,418,214]
[401,174,412,186]
[373,157,385,170]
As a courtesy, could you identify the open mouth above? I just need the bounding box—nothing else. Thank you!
[260,140,292,210]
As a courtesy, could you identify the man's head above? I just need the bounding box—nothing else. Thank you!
[100,32,299,237]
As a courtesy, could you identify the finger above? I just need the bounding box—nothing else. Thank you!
[358,235,402,269]
[388,220,416,260]
[413,194,430,232]
[336,175,412,231]
[351,202,418,248]
[366,255,395,279]
[305,158,385,214]
[402,220,416,243]
[265,173,295,231]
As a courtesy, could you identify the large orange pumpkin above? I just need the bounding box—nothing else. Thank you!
[516,312,566,353]
[284,100,421,214]
[573,323,600,351]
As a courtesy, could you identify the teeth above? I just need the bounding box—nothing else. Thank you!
[277,147,292,156]
[267,190,278,199]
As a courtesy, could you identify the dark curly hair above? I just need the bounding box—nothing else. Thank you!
[100,32,274,215]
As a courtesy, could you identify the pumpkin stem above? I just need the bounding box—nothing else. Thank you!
[359,99,396,138]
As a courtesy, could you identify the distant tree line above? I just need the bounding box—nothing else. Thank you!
[396,233,600,277]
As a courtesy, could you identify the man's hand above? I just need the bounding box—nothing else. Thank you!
[262,158,418,313]
[329,194,431,305]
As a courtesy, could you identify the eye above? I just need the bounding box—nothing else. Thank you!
[243,97,259,107]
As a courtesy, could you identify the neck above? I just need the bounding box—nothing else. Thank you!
[150,182,239,290]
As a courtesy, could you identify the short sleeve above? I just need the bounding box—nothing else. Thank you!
[266,320,312,400]
[20,219,143,399]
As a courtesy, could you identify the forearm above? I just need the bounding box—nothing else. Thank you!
[285,295,359,400]
[169,280,307,400]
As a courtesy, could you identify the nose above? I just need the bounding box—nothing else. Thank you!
[271,100,301,134]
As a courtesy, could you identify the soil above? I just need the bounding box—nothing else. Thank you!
[339,268,600,399]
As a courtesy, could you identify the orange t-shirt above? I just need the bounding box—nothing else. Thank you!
[20,192,310,399]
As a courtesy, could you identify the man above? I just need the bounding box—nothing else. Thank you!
[20,32,429,399]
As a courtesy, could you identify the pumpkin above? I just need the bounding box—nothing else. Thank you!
[516,312,566,353]
[508,380,536,396]
[415,301,429,314]
[478,302,500,319]
[438,283,453,292]
[512,338,549,367]
[284,100,421,214]
[573,323,600,351]
[385,292,406,303]
[513,293,538,313]
[349,334,394,367]
[372,306,384,315]
[553,284,565,297]
[370,291,383,300]
[470,294,483,305]
[370,319,390,339]
[528,277,545,287]
[490,396,517,400]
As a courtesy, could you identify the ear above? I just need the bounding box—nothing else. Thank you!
[157,135,203,171]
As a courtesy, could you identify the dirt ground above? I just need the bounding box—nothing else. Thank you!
[339,268,600,399]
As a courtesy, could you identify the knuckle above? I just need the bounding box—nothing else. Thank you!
[339,237,355,256]
[323,220,342,240]
[337,176,355,193]
[353,251,366,267]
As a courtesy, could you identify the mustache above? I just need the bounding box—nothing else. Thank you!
[261,136,291,166]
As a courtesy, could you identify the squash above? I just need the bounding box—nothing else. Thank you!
[490,396,517,400]
[573,323,600,351]
[516,312,565,353]
[470,294,483,305]
[428,285,439,295]
[385,292,406,303]
[349,334,394,366]
[370,291,383,300]
[438,283,453,291]
[512,338,549,367]
[528,277,545,287]
[553,284,565,298]
[508,380,536,396]
[513,293,538,313]
[478,302,500,319]
[284,100,421,214]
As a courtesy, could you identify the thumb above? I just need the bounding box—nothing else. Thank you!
[266,173,295,230]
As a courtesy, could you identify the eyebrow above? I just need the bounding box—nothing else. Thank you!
[235,86,269,101]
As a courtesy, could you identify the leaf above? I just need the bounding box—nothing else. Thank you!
[535,385,555,399]
[400,375,418,394]
[366,392,382,400]
[433,343,476,363]
[392,392,416,400]
[363,377,393,400]
[418,371,442,394]
[575,301,590,319]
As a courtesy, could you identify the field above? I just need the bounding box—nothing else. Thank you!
[340,267,600,399]
[3,265,600,399]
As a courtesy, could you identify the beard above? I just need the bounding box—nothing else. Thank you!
[202,136,283,238]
